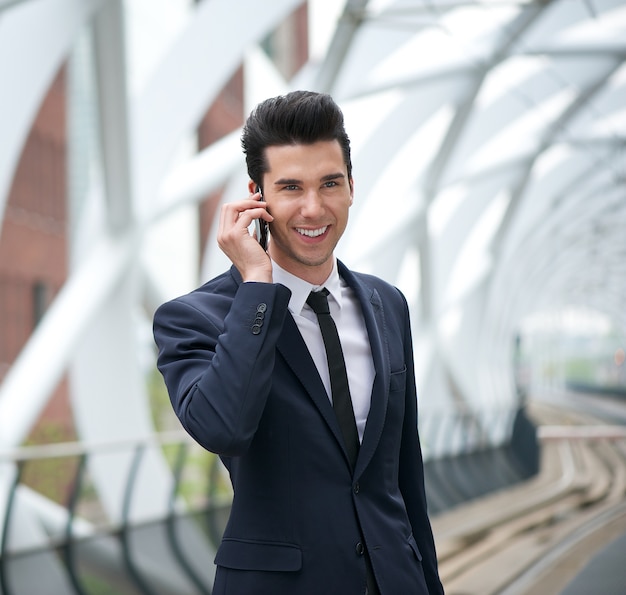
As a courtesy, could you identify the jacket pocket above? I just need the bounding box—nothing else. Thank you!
[215,538,302,572]
[389,366,407,392]
[408,534,423,562]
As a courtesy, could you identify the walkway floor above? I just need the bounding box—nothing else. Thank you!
[560,528,626,595]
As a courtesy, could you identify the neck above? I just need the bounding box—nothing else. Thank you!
[269,254,335,286]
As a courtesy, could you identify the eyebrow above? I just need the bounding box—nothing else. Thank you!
[273,172,346,186]
[321,173,346,183]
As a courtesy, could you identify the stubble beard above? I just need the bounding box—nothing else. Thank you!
[269,231,336,275]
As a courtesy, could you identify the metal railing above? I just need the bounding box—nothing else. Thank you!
[0,432,231,595]
[0,405,534,594]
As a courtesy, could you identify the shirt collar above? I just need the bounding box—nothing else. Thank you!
[272,259,342,316]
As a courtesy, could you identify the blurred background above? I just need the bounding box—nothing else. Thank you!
[0,0,624,593]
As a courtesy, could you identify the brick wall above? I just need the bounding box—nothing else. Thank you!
[0,3,311,443]
[196,3,309,271]
[0,66,73,439]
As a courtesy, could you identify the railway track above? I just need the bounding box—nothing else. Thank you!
[431,400,626,595]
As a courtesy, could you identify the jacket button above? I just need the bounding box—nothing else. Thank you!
[353,482,360,494]
[355,542,365,556]
[257,303,267,313]
[251,324,262,335]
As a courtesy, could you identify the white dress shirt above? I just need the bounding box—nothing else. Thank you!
[272,259,375,442]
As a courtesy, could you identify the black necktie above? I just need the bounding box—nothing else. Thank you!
[307,289,360,469]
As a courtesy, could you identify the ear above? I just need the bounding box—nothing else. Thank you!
[248,180,258,195]
[349,178,354,205]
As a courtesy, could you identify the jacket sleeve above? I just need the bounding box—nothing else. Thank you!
[396,290,444,595]
[153,281,292,456]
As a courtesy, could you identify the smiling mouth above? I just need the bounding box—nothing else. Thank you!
[296,226,328,238]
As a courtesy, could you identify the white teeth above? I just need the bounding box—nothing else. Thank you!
[296,226,327,237]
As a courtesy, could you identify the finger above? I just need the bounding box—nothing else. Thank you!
[230,198,267,214]
[219,207,268,244]
[218,201,240,233]
[220,200,259,228]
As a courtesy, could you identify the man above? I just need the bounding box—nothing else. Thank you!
[153,91,443,595]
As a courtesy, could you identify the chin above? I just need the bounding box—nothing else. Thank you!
[299,252,334,269]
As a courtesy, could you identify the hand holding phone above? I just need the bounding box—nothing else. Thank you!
[254,185,269,251]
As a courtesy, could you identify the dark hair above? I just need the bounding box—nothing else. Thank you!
[241,90,352,187]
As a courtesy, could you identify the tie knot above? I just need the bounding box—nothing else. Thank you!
[306,288,330,315]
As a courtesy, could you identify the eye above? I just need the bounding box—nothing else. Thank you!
[284,184,300,191]
[323,180,338,188]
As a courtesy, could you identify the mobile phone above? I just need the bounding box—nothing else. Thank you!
[254,185,269,251]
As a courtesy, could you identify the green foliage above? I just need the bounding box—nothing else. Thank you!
[21,419,78,505]
[146,366,232,507]
[79,575,126,595]
[564,357,596,382]
[146,365,177,432]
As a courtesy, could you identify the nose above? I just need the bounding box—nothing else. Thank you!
[300,189,325,218]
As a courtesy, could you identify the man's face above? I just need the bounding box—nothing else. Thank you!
[254,140,353,285]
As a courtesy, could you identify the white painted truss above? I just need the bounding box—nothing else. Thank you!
[0,0,624,559]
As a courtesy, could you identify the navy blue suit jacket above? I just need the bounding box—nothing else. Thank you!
[153,261,443,595]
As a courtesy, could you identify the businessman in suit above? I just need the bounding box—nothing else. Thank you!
[153,91,443,594]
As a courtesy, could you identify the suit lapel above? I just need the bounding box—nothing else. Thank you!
[229,266,348,456]
[243,262,392,474]
[276,313,349,455]
[338,262,391,477]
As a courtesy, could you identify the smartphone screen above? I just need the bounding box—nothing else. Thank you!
[254,185,269,251]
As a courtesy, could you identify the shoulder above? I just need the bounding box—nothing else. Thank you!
[154,267,239,322]
[338,260,407,308]
[154,265,291,328]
